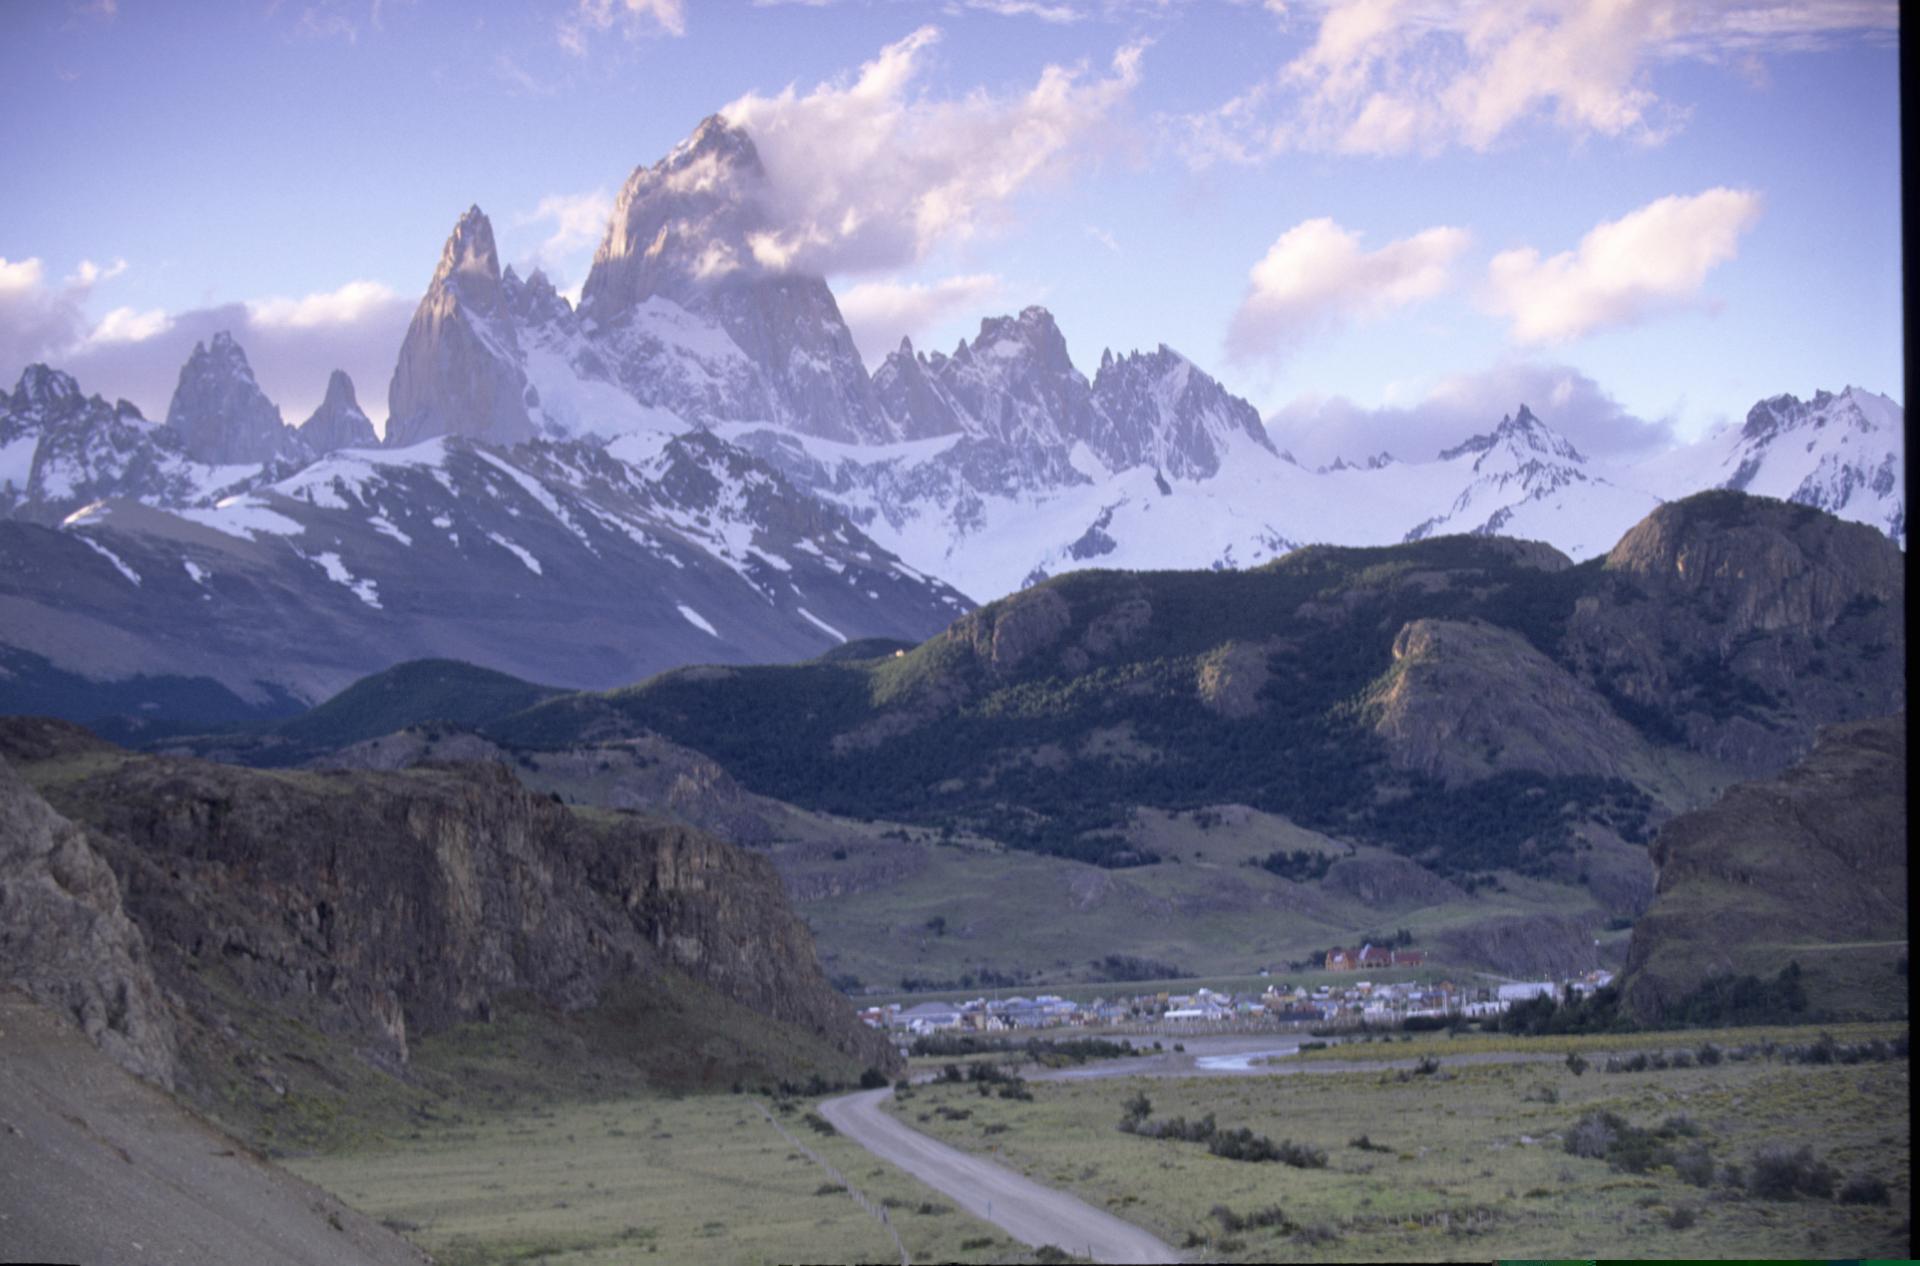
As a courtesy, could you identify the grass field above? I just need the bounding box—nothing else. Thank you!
[290,1090,1057,1266]
[783,803,1621,994]
[1282,1021,1911,1064]
[884,1028,1912,1260]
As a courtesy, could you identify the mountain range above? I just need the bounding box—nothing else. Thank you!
[0,114,1904,727]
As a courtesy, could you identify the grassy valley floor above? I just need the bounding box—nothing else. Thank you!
[288,1090,1060,1266]
[884,1025,1911,1261]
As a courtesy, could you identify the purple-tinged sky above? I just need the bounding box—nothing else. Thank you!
[0,0,1902,463]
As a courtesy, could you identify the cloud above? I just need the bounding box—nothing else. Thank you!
[836,273,1005,366]
[721,25,1144,276]
[1485,187,1761,343]
[515,190,615,279]
[88,306,172,345]
[1085,224,1121,253]
[1181,0,1895,161]
[961,0,1086,21]
[1226,217,1467,362]
[0,262,412,430]
[559,0,686,54]
[1267,359,1676,466]
[0,256,106,378]
[248,280,404,331]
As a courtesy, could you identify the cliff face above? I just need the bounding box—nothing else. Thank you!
[1619,713,1907,1023]
[0,754,177,1086]
[0,718,894,1106]
[1565,493,1904,774]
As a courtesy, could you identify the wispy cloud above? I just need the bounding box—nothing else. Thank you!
[1085,224,1121,253]
[837,273,1005,365]
[559,0,686,55]
[1227,217,1467,362]
[722,25,1144,276]
[1179,0,1896,162]
[1485,188,1762,344]
[514,189,615,281]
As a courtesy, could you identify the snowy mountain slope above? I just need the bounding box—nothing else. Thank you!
[1632,386,1904,546]
[0,429,970,720]
[1402,405,1663,560]
[0,366,266,526]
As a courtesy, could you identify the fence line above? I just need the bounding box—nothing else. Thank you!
[756,1101,910,1266]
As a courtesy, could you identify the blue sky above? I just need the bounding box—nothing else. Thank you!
[0,0,1901,463]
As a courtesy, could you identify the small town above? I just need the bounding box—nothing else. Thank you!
[863,945,1616,1036]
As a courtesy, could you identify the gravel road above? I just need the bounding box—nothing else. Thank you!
[818,1086,1183,1264]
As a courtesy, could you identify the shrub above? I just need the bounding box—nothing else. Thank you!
[1565,1111,1621,1159]
[1664,1204,1698,1230]
[859,1067,889,1089]
[1674,1145,1716,1187]
[801,1113,837,1136]
[814,1182,845,1196]
[1349,1135,1392,1153]
[1837,1174,1891,1206]
[1565,1051,1589,1076]
[1695,1042,1722,1066]
[1670,1049,1694,1069]
[1747,1144,1836,1200]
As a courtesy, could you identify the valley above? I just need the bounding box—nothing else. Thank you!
[0,23,1907,1264]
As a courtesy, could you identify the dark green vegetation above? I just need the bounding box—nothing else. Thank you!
[488,536,1632,872]
[0,645,303,741]
[215,493,1897,894]
[269,658,564,753]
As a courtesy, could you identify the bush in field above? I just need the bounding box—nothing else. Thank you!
[1746,1144,1837,1200]
[1674,1144,1716,1187]
[1349,1135,1392,1153]
[1664,1204,1698,1230]
[1212,1203,1291,1233]
[801,1112,836,1136]
[1564,1111,1621,1159]
[1564,1051,1588,1076]
[1696,1042,1723,1066]
[1837,1174,1891,1206]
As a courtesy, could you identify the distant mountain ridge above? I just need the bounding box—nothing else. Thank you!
[0,113,1904,728]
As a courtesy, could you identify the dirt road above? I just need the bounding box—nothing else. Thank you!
[818,1087,1183,1265]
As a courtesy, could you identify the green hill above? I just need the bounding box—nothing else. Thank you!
[483,495,1902,881]
[274,658,564,752]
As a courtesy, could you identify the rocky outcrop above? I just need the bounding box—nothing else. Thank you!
[0,754,176,1087]
[165,332,305,466]
[1320,853,1464,910]
[386,207,537,448]
[1435,912,1603,978]
[1619,713,1907,1023]
[1565,491,1905,774]
[0,718,896,1101]
[1367,618,1653,785]
[297,370,378,453]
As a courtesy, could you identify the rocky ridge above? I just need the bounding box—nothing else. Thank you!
[0,717,896,1107]
[1619,713,1907,1022]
